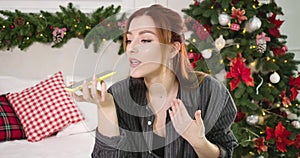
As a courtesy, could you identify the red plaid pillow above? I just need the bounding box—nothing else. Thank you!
[0,94,26,141]
[7,72,84,142]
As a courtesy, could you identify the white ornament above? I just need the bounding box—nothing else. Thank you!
[201,49,212,59]
[258,0,271,4]
[218,13,231,26]
[245,16,262,33]
[269,72,280,84]
[215,35,226,51]
[292,120,300,129]
[287,113,298,120]
[246,115,259,125]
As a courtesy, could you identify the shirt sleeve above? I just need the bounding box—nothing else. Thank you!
[206,92,239,158]
[91,81,147,158]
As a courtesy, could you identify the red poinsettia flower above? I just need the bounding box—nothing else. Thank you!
[290,87,298,101]
[271,45,287,56]
[268,13,284,37]
[293,134,300,149]
[231,7,247,23]
[274,121,293,152]
[289,76,300,89]
[253,137,268,154]
[279,90,291,106]
[226,53,254,91]
[266,126,275,141]
[289,76,300,101]
[266,122,293,152]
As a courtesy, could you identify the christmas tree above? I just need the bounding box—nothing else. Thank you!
[182,0,300,157]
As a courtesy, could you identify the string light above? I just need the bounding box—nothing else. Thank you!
[236,44,240,49]
[64,32,67,35]
[249,151,254,156]
[266,56,271,61]
[268,83,273,87]
[102,38,106,42]
[26,37,30,40]
[219,59,224,64]
[192,38,196,43]
[26,22,30,25]
[39,14,43,18]
[223,8,227,12]
[242,28,247,34]
[85,25,91,29]
[250,60,256,67]
[260,131,265,134]
[284,60,288,63]
[262,111,266,116]
[252,4,257,9]
[210,5,214,9]
[2,25,5,29]
[272,59,276,63]
[276,103,281,107]
[74,24,77,28]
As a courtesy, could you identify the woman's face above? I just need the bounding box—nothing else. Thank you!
[126,15,170,78]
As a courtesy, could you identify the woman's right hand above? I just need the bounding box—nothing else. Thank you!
[70,75,115,109]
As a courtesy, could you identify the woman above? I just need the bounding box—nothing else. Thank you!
[72,4,238,158]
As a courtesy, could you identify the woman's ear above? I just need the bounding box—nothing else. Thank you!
[170,41,181,58]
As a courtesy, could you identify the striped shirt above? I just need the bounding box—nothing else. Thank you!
[92,75,238,158]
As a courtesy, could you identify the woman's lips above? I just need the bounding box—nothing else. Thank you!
[129,57,142,68]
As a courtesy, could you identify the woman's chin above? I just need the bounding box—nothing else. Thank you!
[129,71,143,78]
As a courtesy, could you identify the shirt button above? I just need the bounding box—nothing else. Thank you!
[147,121,152,125]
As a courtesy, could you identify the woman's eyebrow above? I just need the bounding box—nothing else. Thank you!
[126,30,157,36]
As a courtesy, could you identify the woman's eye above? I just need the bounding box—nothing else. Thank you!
[141,39,152,43]
[126,40,132,44]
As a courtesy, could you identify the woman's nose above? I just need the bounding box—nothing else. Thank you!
[127,40,139,54]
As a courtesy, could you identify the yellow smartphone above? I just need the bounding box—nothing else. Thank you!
[65,70,116,92]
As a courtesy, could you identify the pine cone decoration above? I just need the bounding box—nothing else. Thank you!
[257,39,267,53]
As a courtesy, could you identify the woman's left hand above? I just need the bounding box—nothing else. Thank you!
[168,99,206,144]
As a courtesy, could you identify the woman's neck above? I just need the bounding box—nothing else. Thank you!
[144,72,178,113]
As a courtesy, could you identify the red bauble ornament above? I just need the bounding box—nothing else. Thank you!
[10,25,15,29]
[234,111,245,122]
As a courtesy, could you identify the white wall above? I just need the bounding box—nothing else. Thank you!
[0,0,299,80]
[277,0,300,64]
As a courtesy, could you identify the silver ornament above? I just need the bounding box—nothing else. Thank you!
[218,13,231,26]
[245,16,262,33]
[246,115,259,125]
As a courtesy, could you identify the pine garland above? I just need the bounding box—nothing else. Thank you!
[0,3,123,52]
